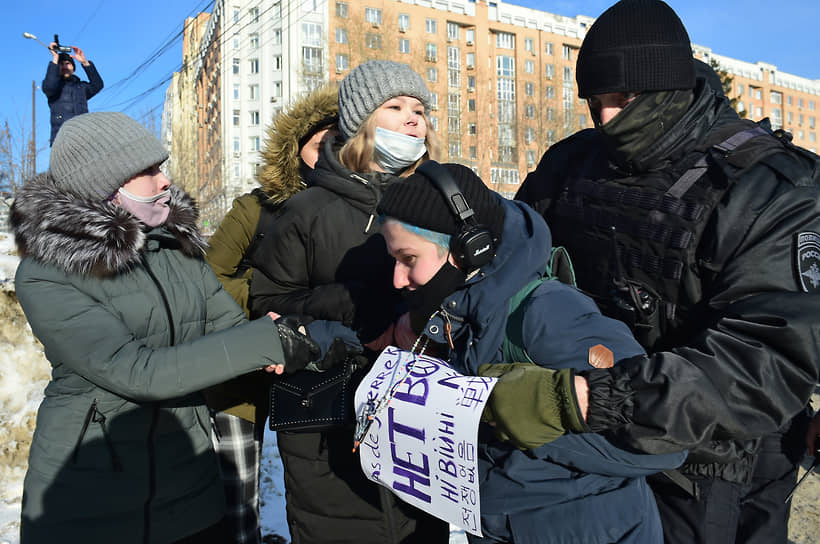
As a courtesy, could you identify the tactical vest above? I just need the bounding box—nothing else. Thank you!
[547,121,810,351]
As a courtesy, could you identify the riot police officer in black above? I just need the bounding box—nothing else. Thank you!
[514,0,820,542]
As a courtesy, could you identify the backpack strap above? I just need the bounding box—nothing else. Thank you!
[501,247,578,363]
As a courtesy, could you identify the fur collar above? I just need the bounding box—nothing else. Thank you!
[11,173,206,277]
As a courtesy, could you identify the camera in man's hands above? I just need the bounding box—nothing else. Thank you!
[52,34,72,54]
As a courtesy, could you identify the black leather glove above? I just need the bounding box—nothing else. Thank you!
[305,320,365,372]
[275,315,321,374]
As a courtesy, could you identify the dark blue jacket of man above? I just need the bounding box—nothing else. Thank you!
[42,61,104,145]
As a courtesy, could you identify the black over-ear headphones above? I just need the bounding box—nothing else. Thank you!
[415,161,496,272]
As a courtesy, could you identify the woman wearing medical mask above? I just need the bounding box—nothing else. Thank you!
[11,112,327,543]
[248,60,447,543]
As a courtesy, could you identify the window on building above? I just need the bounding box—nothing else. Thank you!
[545,86,555,99]
[233,137,240,152]
[469,146,477,159]
[448,69,460,88]
[233,84,240,100]
[336,2,348,17]
[273,81,282,97]
[249,7,259,23]
[430,116,438,131]
[525,127,534,143]
[233,8,239,23]
[497,55,515,77]
[399,39,410,54]
[737,84,744,95]
[249,33,259,48]
[526,150,536,165]
[497,79,515,102]
[545,42,553,55]
[521,59,532,74]
[771,108,783,130]
[448,46,461,70]
[525,104,535,118]
[467,75,475,89]
[525,82,534,96]
[249,111,260,126]
[273,29,282,45]
[468,98,476,112]
[250,136,260,151]
[466,52,475,69]
[427,67,438,82]
[430,93,438,109]
[810,100,816,111]
[336,53,349,72]
[447,141,461,158]
[336,28,348,43]
[755,106,763,117]
[547,130,556,144]
[273,55,282,71]
[234,164,240,177]
[232,58,240,74]
[303,46,323,72]
[272,3,281,17]
[233,109,240,126]
[248,58,258,74]
[545,64,554,79]
[496,31,514,49]
[799,98,804,108]
[787,95,793,105]
[399,14,409,31]
[562,44,572,60]
[468,123,476,134]
[426,43,437,61]
[524,38,533,52]
[447,22,459,41]
[249,84,259,100]
[366,7,382,25]
[579,113,587,128]
[771,91,782,105]
[303,23,323,46]
[466,28,475,44]
[366,33,382,49]
[546,107,556,121]
[233,36,239,49]
[810,117,816,129]
[755,89,762,100]
[563,66,573,82]
[426,18,437,33]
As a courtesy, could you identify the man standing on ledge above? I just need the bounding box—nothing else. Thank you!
[42,41,104,145]
[510,0,820,543]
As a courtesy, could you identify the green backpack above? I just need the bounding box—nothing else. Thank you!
[501,246,576,363]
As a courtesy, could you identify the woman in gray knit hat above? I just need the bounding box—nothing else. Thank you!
[247,60,448,543]
[10,111,340,543]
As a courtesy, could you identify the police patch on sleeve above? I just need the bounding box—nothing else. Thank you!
[797,232,820,293]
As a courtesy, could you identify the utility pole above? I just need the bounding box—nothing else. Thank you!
[31,80,36,174]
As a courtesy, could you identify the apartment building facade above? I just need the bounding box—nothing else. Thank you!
[695,45,819,153]
[167,0,818,230]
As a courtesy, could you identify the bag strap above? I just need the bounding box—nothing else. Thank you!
[501,247,578,363]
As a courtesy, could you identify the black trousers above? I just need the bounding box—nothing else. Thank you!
[652,417,807,544]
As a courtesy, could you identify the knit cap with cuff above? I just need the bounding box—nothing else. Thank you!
[338,60,431,139]
[377,162,505,243]
[576,0,695,98]
[50,112,169,200]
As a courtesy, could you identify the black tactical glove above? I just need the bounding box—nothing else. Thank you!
[275,315,321,374]
[478,362,587,450]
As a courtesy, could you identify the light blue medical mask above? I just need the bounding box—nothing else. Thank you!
[373,127,427,174]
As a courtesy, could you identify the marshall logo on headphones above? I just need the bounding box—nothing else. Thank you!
[797,232,820,293]
[472,243,491,257]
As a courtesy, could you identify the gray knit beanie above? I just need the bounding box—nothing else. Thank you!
[338,60,431,139]
[50,112,170,200]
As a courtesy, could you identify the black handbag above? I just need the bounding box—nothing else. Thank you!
[268,357,363,432]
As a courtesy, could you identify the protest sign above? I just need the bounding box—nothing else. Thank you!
[354,346,496,536]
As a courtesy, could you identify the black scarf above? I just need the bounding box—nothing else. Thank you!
[402,261,466,335]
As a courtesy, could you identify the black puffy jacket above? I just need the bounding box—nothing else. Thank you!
[42,61,104,144]
[516,78,820,484]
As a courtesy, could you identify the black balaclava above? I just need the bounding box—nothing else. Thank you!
[598,89,694,172]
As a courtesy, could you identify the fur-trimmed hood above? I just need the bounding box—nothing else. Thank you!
[11,173,206,277]
[257,84,339,203]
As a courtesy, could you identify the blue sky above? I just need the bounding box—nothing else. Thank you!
[3,0,818,166]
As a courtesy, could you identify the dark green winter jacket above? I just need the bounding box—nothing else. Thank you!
[11,174,284,544]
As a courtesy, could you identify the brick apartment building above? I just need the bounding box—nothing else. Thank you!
[163,0,819,230]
